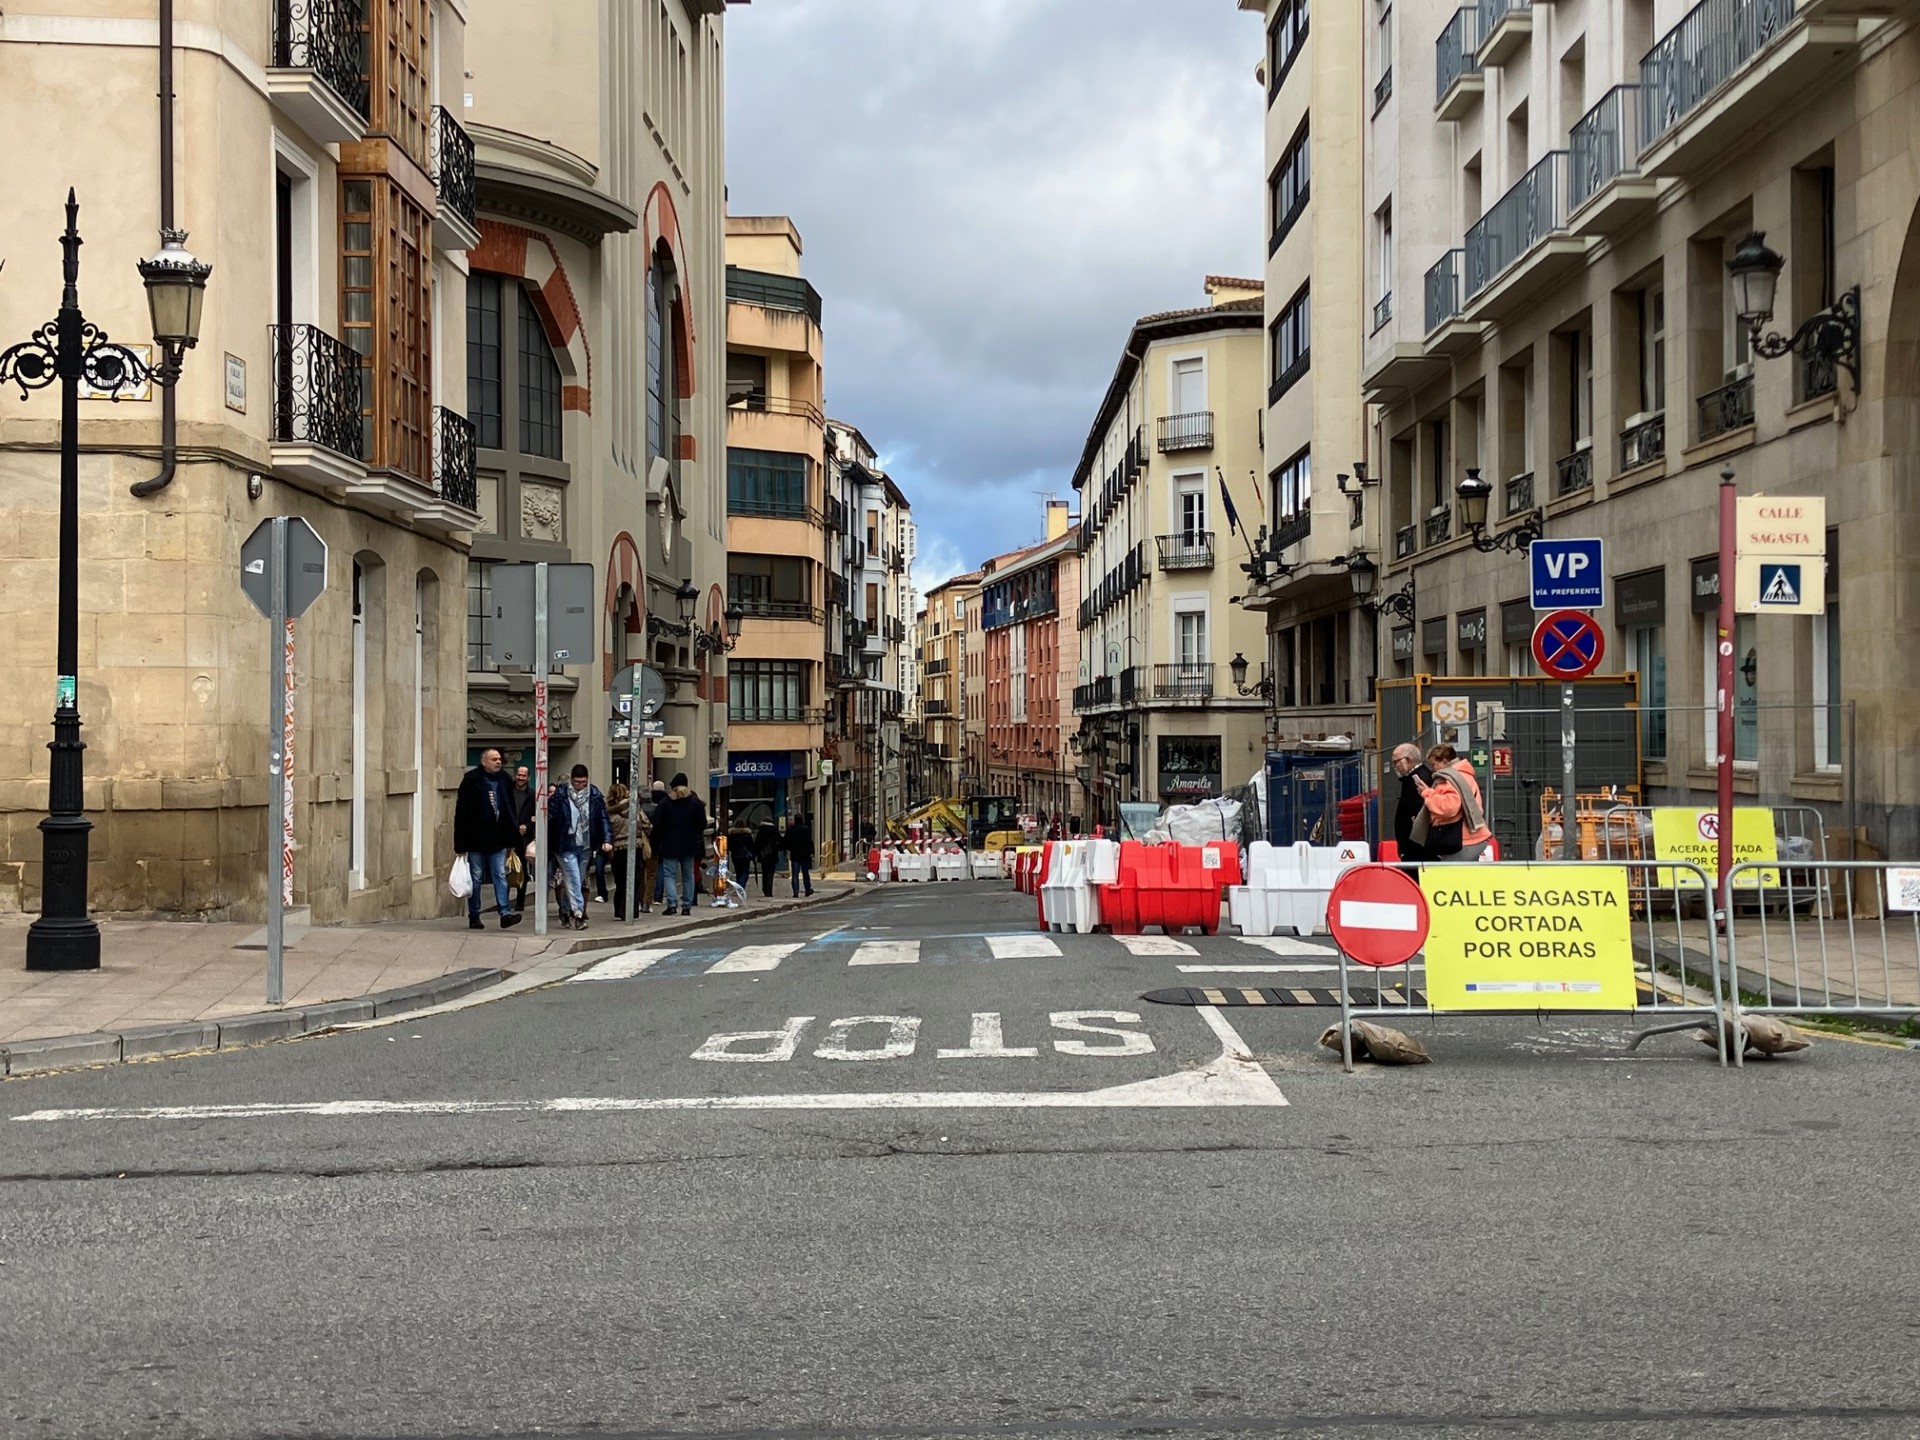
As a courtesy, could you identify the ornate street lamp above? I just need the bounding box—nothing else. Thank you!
[1227,652,1275,700]
[1456,467,1542,553]
[1728,231,1861,392]
[0,194,210,970]
[1347,552,1415,621]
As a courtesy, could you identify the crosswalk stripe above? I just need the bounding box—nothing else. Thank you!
[850,940,920,966]
[986,934,1061,960]
[706,943,804,974]
[1113,935,1198,957]
[1176,963,1340,974]
[566,948,679,982]
[1238,936,1336,957]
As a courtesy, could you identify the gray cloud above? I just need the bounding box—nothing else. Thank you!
[724,0,1264,591]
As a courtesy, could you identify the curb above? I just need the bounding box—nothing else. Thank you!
[0,885,858,1079]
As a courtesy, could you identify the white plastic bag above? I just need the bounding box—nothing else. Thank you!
[448,854,473,899]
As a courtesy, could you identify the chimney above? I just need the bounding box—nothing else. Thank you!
[1046,499,1070,542]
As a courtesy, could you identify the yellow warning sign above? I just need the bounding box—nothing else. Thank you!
[1649,807,1780,889]
[1419,865,1638,1012]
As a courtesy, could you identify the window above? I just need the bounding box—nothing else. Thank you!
[1427,418,1449,511]
[728,448,810,516]
[1271,447,1311,523]
[647,254,673,462]
[519,287,563,460]
[1566,327,1593,444]
[729,555,812,617]
[1813,532,1841,769]
[1269,123,1310,251]
[466,561,495,672]
[1172,356,1207,414]
[730,660,810,723]
[1638,287,1666,415]
[1377,202,1394,303]
[1630,624,1667,759]
[1377,4,1393,83]
[1175,474,1207,538]
[1267,0,1309,99]
[1270,285,1311,400]
[341,179,376,456]
[467,274,503,449]
[1177,609,1208,666]
[341,173,433,479]
[1011,629,1028,722]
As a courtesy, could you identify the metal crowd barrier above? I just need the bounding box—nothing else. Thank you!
[1335,859,1731,1071]
[1722,860,1920,1067]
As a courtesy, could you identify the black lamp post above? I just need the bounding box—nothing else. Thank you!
[1727,230,1861,392]
[0,194,210,971]
[647,578,705,640]
[1228,651,1274,700]
[1456,467,1543,553]
[1347,553,1415,621]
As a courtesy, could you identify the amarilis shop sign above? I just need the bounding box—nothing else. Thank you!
[1158,736,1221,799]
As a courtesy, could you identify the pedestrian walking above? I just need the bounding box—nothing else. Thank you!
[643,779,668,908]
[509,763,536,914]
[1412,744,1493,863]
[453,748,521,930]
[606,781,634,920]
[651,772,709,916]
[784,812,816,898]
[1389,742,1434,868]
[546,764,614,930]
[755,819,781,898]
[727,817,757,895]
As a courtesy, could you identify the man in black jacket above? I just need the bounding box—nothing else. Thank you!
[453,748,522,929]
[783,813,815,898]
[651,773,709,916]
[509,763,536,914]
[1390,742,1433,868]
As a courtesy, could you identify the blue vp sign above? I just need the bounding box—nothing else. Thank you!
[1529,538,1605,611]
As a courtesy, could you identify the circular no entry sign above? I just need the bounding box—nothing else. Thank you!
[1532,609,1606,681]
[1328,865,1431,969]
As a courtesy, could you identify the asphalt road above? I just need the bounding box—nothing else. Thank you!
[4,881,1918,1440]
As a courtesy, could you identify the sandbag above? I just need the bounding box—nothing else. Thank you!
[1700,1014,1812,1057]
[1319,1020,1431,1065]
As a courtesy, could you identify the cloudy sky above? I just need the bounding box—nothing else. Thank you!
[724,0,1264,594]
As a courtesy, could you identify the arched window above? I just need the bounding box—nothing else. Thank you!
[647,246,676,464]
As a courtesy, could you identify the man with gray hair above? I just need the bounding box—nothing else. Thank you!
[1389,742,1434,866]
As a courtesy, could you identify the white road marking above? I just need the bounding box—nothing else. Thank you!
[1176,963,1340,974]
[935,1012,1039,1059]
[1238,936,1336,956]
[690,1016,814,1063]
[1338,899,1421,931]
[987,934,1061,959]
[565,948,678,982]
[1049,1010,1155,1057]
[850,940,920,966]
[705,943,804,974]
[814,1015,922,1061]
[12,1011,1285,1116]
[1113,935,1198,956]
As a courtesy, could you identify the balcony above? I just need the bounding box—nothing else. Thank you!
[886,617,906,644]
[270,323,363,486]
[1463,151,1591,321]
[1374,67,1394,114]
[1568,86,1660,234]
[1073,676,1114,713]
[1697,373,1756,441]
[727,392,826,426]
[1503,471,1535,517]
[1157,412,1214,453]
[1477,0,1532,65]
[1637,0,1859,181]
[1395,525,1417,560]
[727,495,819,524]
[1273,509,1312,554]
[1422,249,1486,355]
[1435,7,1484,119]
[736,599,826,625]
[434,407,478,514]
[1120,667,1141,704]
[1372,294,1392,334]
[1423,509,1453,548]
[1555,445,1594,496]
[268,0,367,145]
[1155,532,1216,570]
[730,705,826,725]
[1151,664,1214,702]
[1269,348,1310,406]
[431,107,479,252]
[726,266,824,327]
[1619,412,1667,472]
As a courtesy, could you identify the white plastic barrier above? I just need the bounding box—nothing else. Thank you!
[970,851,1003,880]
[895,851,934,883]
[1228,840,1371,937]
[934,849,968,881]
[1040,840,1118,934]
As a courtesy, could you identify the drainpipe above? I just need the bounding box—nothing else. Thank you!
[130,0,178,498]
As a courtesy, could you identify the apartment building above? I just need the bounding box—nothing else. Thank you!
[822,424,914,855]
[465,2,736,813]
[918,570,981,800]
[1238,0,1379,748]
[981,503,1083,821]
[722,215,826,827]
[0,0,485,920]
[1070,280,1270,826]
[1365,0,1920,853]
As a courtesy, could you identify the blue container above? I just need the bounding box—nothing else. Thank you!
[1265,750,1365,846]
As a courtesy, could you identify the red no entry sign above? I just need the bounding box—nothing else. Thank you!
[1327,865,1430,969]
[1532,609,1606,680]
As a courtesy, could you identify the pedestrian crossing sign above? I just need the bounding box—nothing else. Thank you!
[1735,554,1824,614]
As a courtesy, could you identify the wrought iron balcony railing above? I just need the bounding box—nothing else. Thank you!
[1619,413,1666,470]
[1120,666,1141,704]
[271,0,369,120]
[431,106,476,231]
[434,406,477,511]
[1423,509,1453,547]
[1504,471,1535,516]
[1464,150,1569,301]
[1372,293,1393,334]
[1374,67,1394,113]
[1395,524,1417,560]
[1156,532,1216,571]
[1697,373,1756,441]
[1273,509,1312,554]
[1156,412,1214,453]
[1639,0,1797,154]
[1435,6,1482,105]
[271,323,363,459]
[1425,249,1464,333]
[1152,664,1214,702]
[1569,85,1642,211]
[1556,445,1595,495]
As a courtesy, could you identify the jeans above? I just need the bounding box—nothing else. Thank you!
[467,849,512,920]
[662,855,698,911]
[590,849,610,899]
[790,860,812,896]
[556,850,587,916]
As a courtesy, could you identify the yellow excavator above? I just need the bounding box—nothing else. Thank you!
[888,794,1023,851]
[887,796,967,841]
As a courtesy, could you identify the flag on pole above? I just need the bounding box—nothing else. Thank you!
[1217,469,1243,538]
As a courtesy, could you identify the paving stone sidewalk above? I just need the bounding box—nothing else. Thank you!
[0,883,851,1048]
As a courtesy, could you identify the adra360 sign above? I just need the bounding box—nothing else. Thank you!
[1419,865,1637,1011]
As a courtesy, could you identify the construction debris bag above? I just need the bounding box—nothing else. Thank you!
[1319,1020,1432,1065]
[1701,1014,1812,1058]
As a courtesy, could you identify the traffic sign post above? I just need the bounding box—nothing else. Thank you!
[1327,865,1432,1074]
[1529,538,1605,610]
[1532,609,1606,862]
[240,516,328,1005]
[610,662,666,920]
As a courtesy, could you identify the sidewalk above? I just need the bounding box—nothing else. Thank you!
[0,882,852,1063]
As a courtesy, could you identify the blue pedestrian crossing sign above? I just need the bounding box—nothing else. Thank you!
[1735,554,1825,614]
[1529,538,1606,610]
[1760,563,1803,606]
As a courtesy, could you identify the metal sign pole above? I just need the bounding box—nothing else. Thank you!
[1561,681,1577,861]
[282,618,296,908]
[265,518,289,1005]
[625,669,641,920]
[1715,465,1737,928]
[533,560,549,938]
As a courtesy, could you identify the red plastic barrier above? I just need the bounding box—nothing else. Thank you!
[1097,841,1226,936]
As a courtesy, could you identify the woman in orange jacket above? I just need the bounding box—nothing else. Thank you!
[1411,744,1495,862]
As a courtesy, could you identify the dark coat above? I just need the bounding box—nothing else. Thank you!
[755,822,782,863]
[651,785,709,860]
[1393,764,1434,850]
[783,817,815,866]
[546,784,614,857]
[454,767,519,854]
[511,782,537,839]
